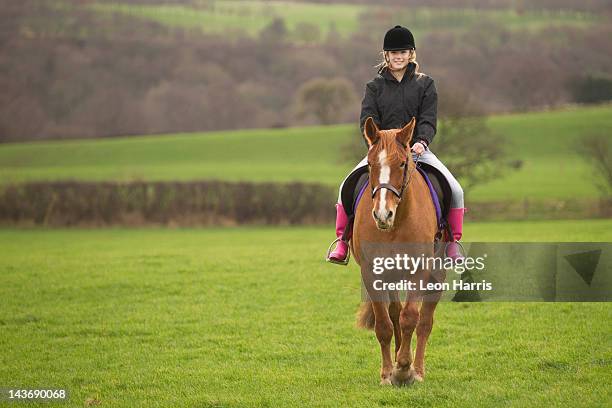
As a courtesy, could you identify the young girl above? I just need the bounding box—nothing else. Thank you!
[326,25,466,265]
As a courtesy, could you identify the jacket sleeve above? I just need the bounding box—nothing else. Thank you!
[413,78,437,146]
[359,81,381,147]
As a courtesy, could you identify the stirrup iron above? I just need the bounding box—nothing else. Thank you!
[325,238,350,265]
[444,241,466,259]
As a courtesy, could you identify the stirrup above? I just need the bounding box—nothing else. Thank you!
[444,241,466,259]
[325,237,350,265]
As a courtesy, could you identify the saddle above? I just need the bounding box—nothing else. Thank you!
[341,163,451,234]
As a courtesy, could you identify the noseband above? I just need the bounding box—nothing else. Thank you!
[370,140,418,201]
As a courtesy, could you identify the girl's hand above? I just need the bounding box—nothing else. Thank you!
[411,142,426,156]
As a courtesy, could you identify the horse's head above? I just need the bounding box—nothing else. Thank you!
[363,117,416,231]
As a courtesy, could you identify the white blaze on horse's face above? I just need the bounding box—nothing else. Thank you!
[363,117,415,231]
[372,148,398,230]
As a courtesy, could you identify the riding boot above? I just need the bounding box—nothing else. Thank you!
[446,207,466,260]
[326,203,352,265]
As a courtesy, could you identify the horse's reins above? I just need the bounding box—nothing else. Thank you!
[327,141,421,264]
[370,139,420,202]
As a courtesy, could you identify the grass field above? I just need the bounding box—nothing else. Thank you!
[86,1,601,43]
[1,104,610,203]
[0,219,611,407]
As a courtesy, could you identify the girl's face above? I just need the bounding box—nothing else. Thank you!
[387,50,411,71]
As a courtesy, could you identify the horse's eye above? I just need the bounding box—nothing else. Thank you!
[400,162,406,168]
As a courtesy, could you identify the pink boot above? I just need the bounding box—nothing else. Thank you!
[326,203,351,265]
[446,208,466,260]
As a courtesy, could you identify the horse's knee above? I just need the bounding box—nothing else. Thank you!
[399,306,419,331]
[374,317,394,346]
[388,302,401,319]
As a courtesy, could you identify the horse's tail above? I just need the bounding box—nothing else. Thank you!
[356,301,375,330]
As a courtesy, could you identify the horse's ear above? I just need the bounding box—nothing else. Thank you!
[396,117,416,147]
[363,117,380,147]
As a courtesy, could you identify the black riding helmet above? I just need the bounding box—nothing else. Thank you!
[383,25,415,51]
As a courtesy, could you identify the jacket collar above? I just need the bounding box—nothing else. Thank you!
[380,62,416,83]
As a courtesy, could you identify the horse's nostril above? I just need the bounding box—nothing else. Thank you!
[388,211,394,219]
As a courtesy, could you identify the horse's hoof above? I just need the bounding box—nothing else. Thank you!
[390,364,416,387]
[380,377,392,386]
[414,367,425,382]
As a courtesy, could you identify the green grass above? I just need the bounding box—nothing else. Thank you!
[464,218,612,241]
[0,124,353,185]
[86,1,602,43]
[398,7,599,38]
[1,104,611,203]
[471,104,611,201]
[89,0,365,41]
[0,220,610,407]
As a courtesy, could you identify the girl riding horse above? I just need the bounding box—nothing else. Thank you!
[326,25,466,264]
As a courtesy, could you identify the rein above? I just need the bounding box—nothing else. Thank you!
[370,140,420,201]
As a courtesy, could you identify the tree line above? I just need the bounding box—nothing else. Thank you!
[1,0,611,142]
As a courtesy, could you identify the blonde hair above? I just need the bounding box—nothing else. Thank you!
[375,49,420,75]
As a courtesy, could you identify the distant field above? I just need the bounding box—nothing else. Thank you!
[0,220,610,407]
[1,104,610,203]
[89,0,364,40]
[87,1,601,42]
[471,104,610,201]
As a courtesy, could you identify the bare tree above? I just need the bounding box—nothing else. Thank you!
[432,86,518,192]
[579,133,612,198]
[434,116,511,193]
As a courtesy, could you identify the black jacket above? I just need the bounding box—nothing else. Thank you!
[359,62,437,147]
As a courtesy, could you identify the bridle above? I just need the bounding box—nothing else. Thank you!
[370,139,420,202]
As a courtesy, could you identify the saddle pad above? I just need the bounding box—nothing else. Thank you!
[352,173,369,215]
[416,166,442,229]
[340,166,368,218]
[417,162,450,220]
[350,165,446,232]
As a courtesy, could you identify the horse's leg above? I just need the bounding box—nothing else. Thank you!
[372,301,394,385]
[413,300,439,381]
[388,291,402,358]
[391,300,419,386]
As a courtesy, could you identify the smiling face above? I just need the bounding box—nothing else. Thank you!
[386,49,412,71]
[363,117,416,230]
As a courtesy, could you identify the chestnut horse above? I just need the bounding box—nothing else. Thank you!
[351,117,443,386]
